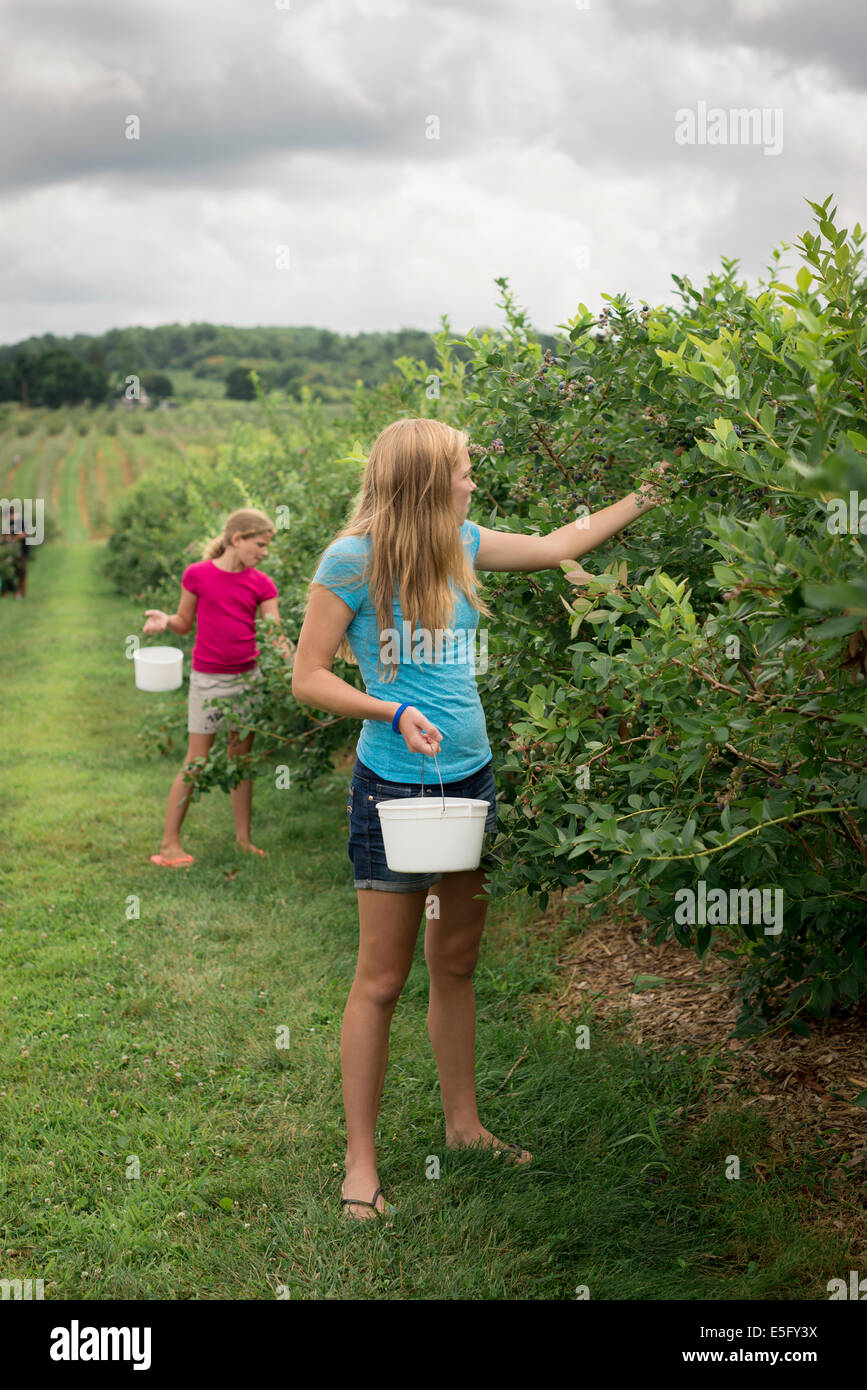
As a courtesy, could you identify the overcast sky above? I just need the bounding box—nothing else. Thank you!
[2,0,865,344]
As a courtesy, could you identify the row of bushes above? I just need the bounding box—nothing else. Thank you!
[106,197,867,1036]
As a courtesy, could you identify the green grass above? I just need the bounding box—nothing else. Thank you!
[0,416,48,487]
[55,437,89,543]
[0,541,855,1300]
[2,425,52,504]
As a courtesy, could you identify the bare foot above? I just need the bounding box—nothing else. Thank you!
[446,1126,533,1164]
[236,839,265,856]
[159,842,190,859]
[341,1162,390,1221]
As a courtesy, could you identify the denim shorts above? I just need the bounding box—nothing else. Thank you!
[346,755,500,892]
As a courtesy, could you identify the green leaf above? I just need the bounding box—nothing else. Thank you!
[714,417,734,442]
[632,974,670,991]
[759,403,776,434]
[795,303,822,333]
[809,614,864,640]
[802,579,867,614]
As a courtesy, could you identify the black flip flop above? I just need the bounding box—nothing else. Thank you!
[448,1138,533,1162]
[340,1183,396,1221]
[491,1141,533,1163]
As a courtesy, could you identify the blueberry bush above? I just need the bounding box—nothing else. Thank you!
[109,197,866,1034]
[452,197,866,1036]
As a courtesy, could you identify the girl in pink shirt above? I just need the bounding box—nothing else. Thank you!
[142,507,292,867]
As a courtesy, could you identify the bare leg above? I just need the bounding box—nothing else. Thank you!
[227,729,262,853]
[341,886,427,1218]
[158,732,215,857]
[425,869,532,1162]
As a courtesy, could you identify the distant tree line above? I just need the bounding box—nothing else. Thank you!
[0,350,180,408]
[0,323,441,406]
[0,320,560,407]
[0,349,110,408]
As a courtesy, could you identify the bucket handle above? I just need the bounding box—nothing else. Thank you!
[420,749,447,815]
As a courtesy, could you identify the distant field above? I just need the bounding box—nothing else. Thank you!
[0,399,345,543]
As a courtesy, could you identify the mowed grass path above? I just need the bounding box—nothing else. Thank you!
[0,542,850,1300]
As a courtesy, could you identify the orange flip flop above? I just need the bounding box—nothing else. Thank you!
[149,853,195,867]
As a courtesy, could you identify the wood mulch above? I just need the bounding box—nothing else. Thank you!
[524,892,867,1244]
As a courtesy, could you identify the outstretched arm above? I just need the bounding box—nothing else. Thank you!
[143,585,197,634]
[474,462,669,573]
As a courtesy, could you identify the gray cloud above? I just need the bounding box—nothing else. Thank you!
[0,0,863,341]
[609,0,867,90]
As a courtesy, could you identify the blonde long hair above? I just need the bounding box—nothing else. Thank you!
[312,418,491,681]
[202,508,275,561]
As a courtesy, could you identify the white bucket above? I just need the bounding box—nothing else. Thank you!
[376,754,489,872]
[134,645,183,692]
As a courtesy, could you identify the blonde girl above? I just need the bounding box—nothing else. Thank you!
[143,507,292,866]
[291,418,667,1219]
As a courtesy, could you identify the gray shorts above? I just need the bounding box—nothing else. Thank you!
[188,665,263,735]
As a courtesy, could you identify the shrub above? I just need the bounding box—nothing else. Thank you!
[106,196,867,1035]
[451,196,867,1035]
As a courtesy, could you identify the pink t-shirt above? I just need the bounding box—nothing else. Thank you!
[182,560,278,673]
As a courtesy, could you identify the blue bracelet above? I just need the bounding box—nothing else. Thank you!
[392,702,410,733]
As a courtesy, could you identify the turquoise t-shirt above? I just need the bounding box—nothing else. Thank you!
[311,519,492,782]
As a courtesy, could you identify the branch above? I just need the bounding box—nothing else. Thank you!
[487,1048,529,1097]
[723,742,780,775]
[482,486,507,517]
[789,827,824,872]
[669,657,841,720]
[584,733,658,768]
[838,808,867,867]
[627,806,857,862]
[529,424,572,480]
